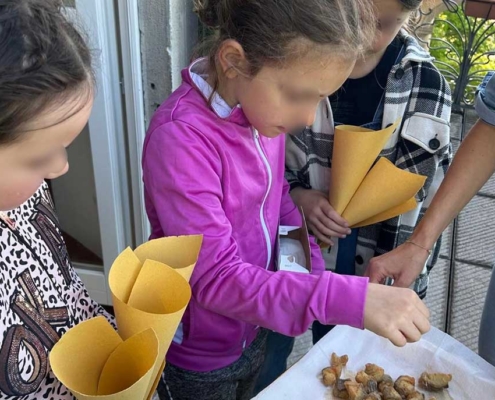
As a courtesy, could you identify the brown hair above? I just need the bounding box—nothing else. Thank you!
[0,0,93,145]
[194,0,376,86]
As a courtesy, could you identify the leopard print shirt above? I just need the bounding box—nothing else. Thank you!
[0,183,112,399]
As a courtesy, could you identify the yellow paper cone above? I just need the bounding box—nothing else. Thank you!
[134,235,202,282]
[342,158,426,226]
[109,236,201,398]
[330,120,400,214]
[49,317,159,400]
[352,197,418,228]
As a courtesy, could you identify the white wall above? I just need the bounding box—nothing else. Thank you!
[138,0,198,126]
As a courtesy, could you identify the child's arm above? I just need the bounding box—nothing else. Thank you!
[279,178,326,275]
[143,121,368,336]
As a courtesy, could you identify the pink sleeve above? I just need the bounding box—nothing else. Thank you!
[143,122,368,335]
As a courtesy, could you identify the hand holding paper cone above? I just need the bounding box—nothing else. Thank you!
[329,121,426,228]
[50,235,203,400]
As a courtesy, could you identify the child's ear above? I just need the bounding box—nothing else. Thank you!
[217,39,249,79]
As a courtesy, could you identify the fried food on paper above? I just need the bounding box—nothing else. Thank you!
[364,393,383,400]
[321,353,348,387]
[380,385,402,400]
[344,381,367,400]
[406,391,425,400]
[378,375,394,392]
[366,379,379,394]
[332,353,349,368]
[365,364,385,382]
[356,371,375,387]
[419,372,452,391]
[394,375,416,397]
[333,379,351,399]
[322,366,340,387]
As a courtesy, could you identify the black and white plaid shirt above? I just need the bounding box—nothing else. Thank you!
[286,32,452,298]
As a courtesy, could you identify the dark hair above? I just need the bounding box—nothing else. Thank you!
[398,0,423,11]
[0,0,93,144]
[194,0,376,84]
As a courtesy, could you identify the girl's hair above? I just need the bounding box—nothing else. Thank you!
[398,0,423,11]
[193,0,376,82]
[0,0,93,144]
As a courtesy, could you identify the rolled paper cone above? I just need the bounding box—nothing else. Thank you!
[49,317,159,400]
[342,158,426,227]
[133,235,202,282]
[330,120,400,215]
[109,236,201,397]
[145,360,166,400]
[352,197,418,228]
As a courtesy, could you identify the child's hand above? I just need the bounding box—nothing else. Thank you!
[363,283,430,347]
[291,188,351,246]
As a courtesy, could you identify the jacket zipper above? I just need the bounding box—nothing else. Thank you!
[252,129,272,270]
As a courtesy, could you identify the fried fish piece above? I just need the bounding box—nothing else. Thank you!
[332,352,349,367]
[418,372,452,391]
[322,366,341,387]
[333,379,351,399]
[356,371,375,386]
[321,353,349,387]
[378,375,394,392]
[344,381,367,400]
[366,379,379,394]
[364,393,383,400]
[380,385,402,400]
[395,375,416,397]
[365,364,385,382]
[406,391,425,400]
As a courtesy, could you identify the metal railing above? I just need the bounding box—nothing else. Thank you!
[412,0,495,110]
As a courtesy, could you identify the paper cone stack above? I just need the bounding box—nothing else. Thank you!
[330,121,426,228]
[50,235,203,400]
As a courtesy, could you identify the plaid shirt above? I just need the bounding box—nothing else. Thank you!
[286,33,452,298]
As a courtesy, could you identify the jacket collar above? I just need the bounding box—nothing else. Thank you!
[182,58,251,127]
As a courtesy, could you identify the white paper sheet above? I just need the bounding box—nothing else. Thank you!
[254,326,495,400]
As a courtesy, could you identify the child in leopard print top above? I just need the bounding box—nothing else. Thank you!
[0,1,113,398]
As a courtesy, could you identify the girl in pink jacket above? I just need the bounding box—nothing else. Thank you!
[142,1,431,399]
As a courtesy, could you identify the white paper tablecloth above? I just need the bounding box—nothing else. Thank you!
[254,326,495,400]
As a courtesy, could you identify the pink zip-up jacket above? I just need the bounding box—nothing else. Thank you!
[142,59,369,372]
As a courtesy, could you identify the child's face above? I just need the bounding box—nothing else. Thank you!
[371,0,413,54]
[0,95,93,211]
[234,56,355,138]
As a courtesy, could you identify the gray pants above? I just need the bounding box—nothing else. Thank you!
[479,268,495,366]
[158,329,268,400]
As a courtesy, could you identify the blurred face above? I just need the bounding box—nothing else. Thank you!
[371,0,415,54]
[235,58,354,138]
[0,94,93,211]
[217,40,355,138]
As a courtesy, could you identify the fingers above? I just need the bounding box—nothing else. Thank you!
[309,224,334,246]
[387,329,408,347]
[320,203,349,228]
[365,258,389,284]
[312,217,346,239]
[413,310,431,335]
[399,321,423,344]
[368,269,388,284]
[415,296,431,319]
